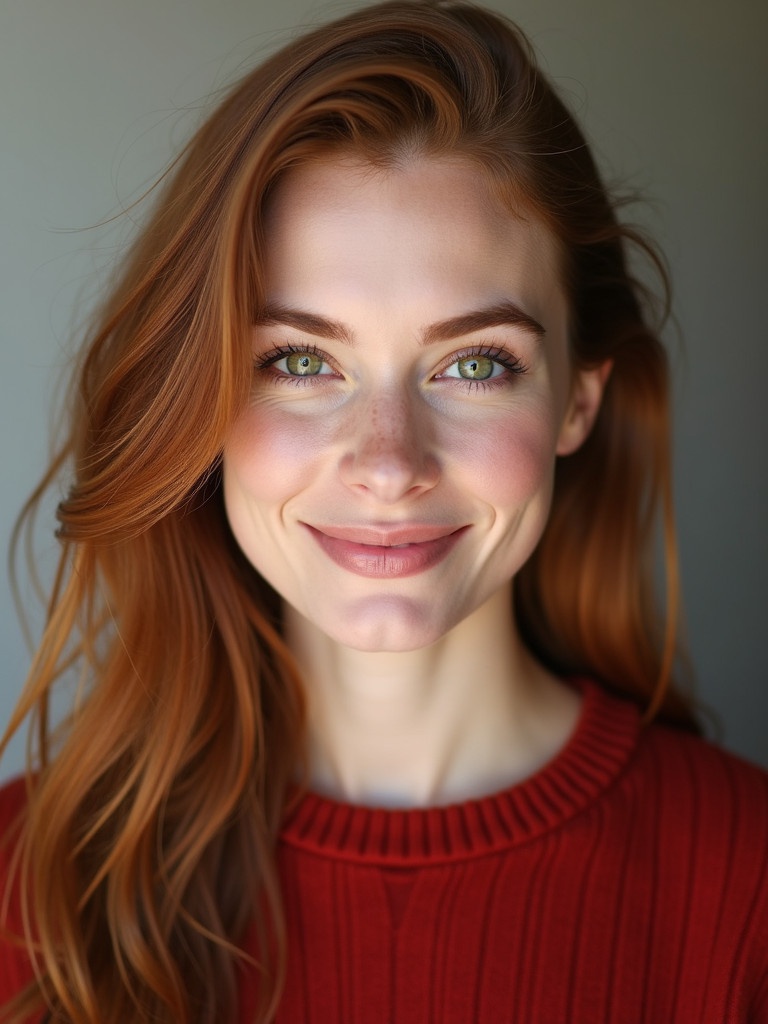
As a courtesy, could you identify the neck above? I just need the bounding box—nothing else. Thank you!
[285,586,581,808]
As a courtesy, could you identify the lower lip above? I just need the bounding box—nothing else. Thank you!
[306,526,466,578]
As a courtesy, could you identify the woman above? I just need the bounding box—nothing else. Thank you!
[1,1,766,1022]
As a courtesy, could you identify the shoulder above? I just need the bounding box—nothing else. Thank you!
[0,774,28,836]
[632,715,768,824]
[634,719,768,915]
[570,681,768,878]
[568,688,768,1015]
[577,679,768,837]
[613,701,768,861]
[0,775,36,1005]
[0,774,30,878]
[615,711,768,1004]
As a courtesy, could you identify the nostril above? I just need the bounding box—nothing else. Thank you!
[339,434,438,501]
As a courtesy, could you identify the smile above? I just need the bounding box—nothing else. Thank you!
[303,524,468,578]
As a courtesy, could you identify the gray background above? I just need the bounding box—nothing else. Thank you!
[1,0,766,780]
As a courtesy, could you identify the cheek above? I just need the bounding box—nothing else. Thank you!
[447,405,558,508]
[223,402,331,502]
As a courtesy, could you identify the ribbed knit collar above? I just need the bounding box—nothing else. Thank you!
[280,680,641,866]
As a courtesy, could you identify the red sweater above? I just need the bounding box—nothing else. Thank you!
[2,681,768,1022]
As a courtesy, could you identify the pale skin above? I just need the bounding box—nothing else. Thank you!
[223,155,610,808]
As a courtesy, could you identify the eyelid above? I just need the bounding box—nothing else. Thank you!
[252,340,528,388]
[256,341,327,365]
[255,342,342,378]
[432,343,528,379]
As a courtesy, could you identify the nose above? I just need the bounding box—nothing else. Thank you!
[338,389,440,503]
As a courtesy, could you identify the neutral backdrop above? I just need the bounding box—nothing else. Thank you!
[1,0,766,779]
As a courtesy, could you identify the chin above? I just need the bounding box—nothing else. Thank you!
[317,595,454,653]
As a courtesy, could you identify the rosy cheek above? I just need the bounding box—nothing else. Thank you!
[446,408,557,507]
[224,403,333,501]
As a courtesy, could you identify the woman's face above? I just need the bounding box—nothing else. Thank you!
[223,156,603,652]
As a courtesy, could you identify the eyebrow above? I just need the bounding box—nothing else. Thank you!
[255,299,545,345]
[256,306,354,344]
[422,301,545,343]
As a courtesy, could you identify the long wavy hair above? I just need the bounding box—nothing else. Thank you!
[1,2,697,1021]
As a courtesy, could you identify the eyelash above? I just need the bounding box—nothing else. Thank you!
[253,342,528,391]
[436,345,528,392]
[255,343,337,387]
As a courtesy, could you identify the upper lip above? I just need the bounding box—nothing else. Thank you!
[304,523,467,547]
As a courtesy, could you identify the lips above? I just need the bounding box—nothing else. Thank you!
[304,523,468,578]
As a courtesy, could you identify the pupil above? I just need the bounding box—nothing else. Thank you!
[459,355,493,380]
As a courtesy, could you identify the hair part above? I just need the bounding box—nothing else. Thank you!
[2,2,696,1021]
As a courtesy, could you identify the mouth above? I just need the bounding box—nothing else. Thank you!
[303,523,468,578]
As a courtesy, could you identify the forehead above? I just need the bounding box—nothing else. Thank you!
[261,155,565,328]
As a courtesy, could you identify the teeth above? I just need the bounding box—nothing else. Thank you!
[389,543,411,549]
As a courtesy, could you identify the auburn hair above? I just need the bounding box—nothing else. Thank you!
[1,2,697,1021]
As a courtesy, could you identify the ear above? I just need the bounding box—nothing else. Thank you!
[555,360,613,456]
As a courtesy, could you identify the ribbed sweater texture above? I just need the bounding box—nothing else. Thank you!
[2,681,767,1022]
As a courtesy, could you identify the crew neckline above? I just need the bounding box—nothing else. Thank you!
[279,680,641,866]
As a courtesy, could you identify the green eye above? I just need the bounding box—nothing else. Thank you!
[285,351,325,376]
[456,355,495,380]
